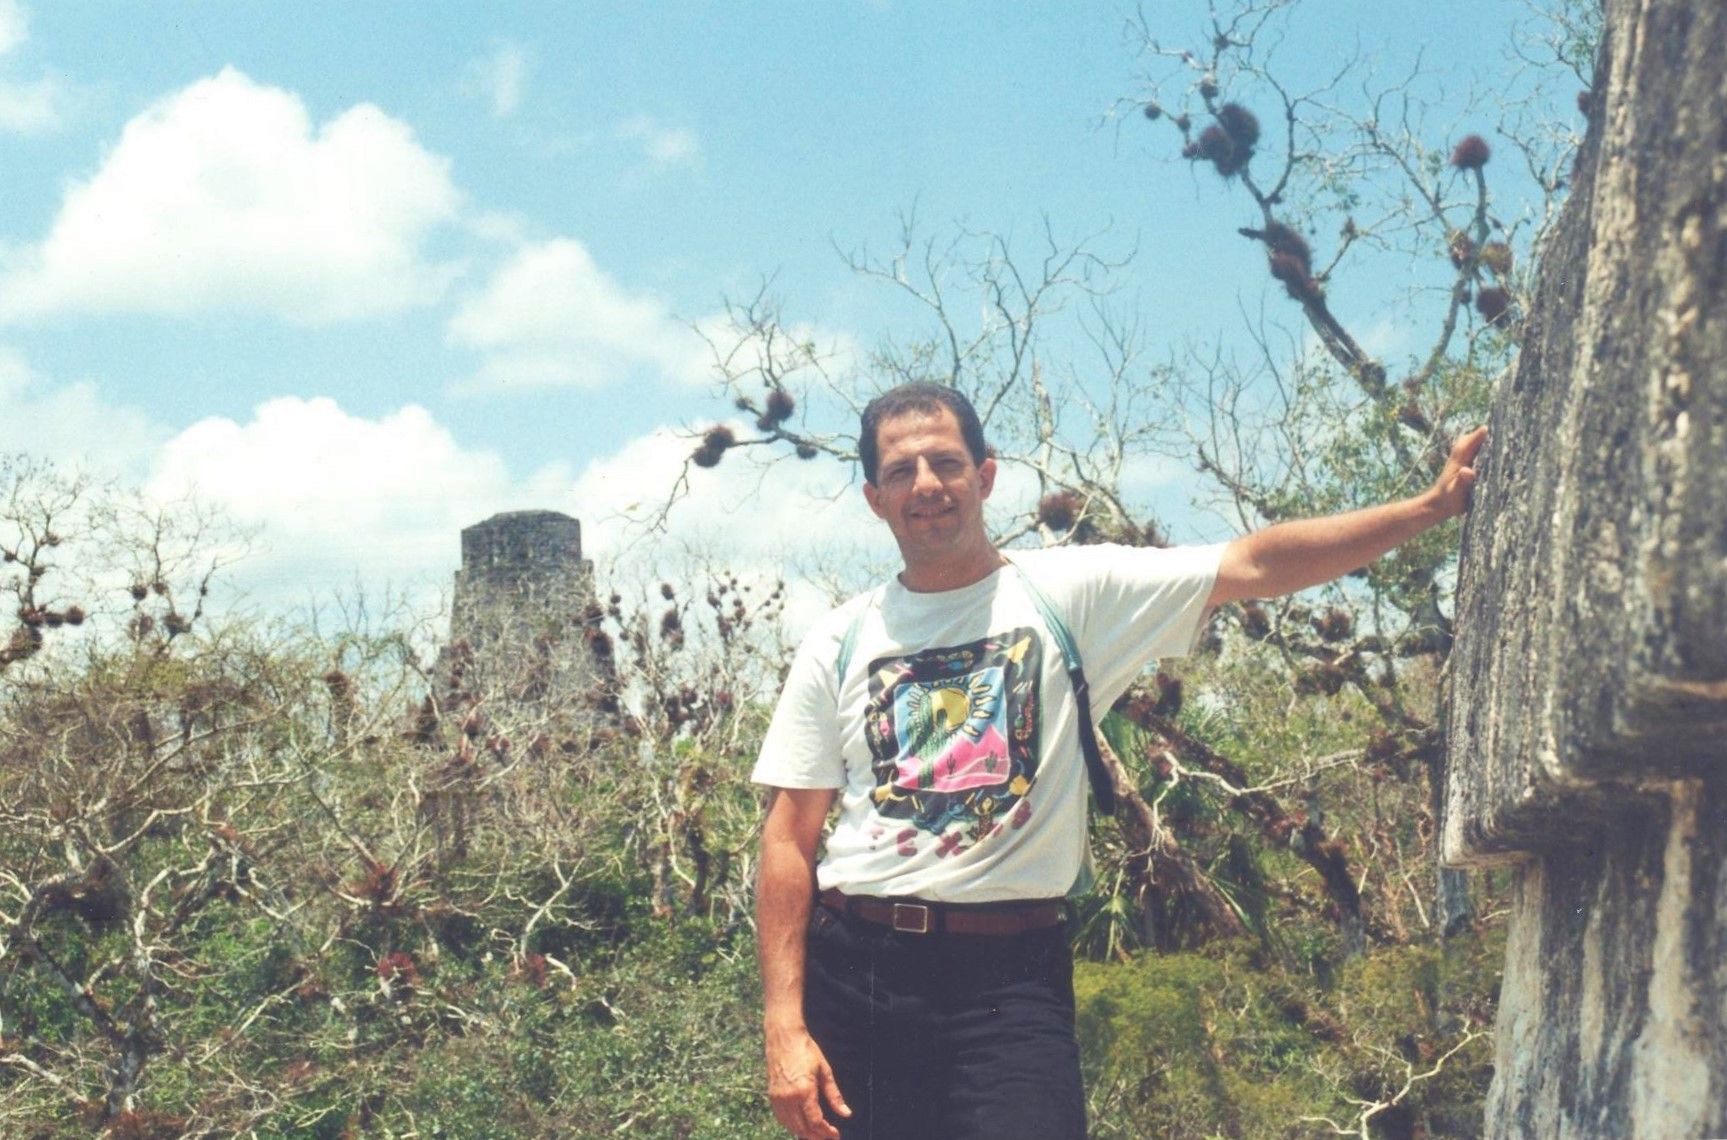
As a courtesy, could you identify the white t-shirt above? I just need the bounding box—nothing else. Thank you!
[752,543,1225,903]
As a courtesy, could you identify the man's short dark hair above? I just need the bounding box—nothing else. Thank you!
[858,383,989,484]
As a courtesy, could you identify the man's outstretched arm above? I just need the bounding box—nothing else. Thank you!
[758,786,850,1140]
[1208,427,1486,607]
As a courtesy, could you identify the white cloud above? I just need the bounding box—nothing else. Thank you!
[0,379,963,641]
[136,397,884,637]
[145,396,572,607]
[0,67,461,324]
[467,41,530,118]
[616,114,699,166]
[0,0,61,134]
[447,237,711,390]
[570,424,872,558]
[0,1,25,56]
[570,422,891,633]
[0,346,165,475]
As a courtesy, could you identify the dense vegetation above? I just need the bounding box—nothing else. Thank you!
[1,452,1503,1138]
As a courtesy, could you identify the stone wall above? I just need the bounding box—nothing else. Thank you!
[1442,0,1725,1134]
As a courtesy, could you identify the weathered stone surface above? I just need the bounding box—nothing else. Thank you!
[1442,0,1726,1134]
[453,510,592,631]
[448,510,598,701]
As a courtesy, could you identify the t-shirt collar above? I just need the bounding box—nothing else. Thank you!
[884,560,1009,614]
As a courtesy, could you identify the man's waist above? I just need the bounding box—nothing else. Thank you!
[817,887,1067,936]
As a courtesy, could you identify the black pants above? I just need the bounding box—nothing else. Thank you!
[802,904,1087,1140]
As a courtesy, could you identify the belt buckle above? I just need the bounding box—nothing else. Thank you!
[891,902,932,934]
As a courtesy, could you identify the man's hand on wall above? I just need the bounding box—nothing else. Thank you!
[1428,427,1488,519]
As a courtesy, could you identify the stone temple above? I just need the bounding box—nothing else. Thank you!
[445,510,599,705]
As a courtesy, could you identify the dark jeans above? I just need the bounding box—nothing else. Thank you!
[802,903,1087,1140]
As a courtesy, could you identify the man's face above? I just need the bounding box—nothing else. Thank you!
[863,406,996,561]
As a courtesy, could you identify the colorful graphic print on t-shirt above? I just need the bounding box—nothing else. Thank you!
[862,628,1043,851]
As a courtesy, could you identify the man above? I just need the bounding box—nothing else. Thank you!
[754,382,1485,1139]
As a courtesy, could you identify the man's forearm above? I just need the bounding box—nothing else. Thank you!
[757,828,819,1034]
[1208,428,1485,606]
[756,787,848,1137]
[1227,491,1448,601]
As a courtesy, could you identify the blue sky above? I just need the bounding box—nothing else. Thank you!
[0,0,1574,625]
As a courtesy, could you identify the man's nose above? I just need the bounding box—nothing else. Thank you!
[911,458,942,494]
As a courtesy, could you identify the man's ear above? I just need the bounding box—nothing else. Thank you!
[977,457,997,501]
[863,480,886,520]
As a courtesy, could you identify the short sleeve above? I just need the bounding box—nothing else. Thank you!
[1070,543,1226,709]
[751,622,849,789]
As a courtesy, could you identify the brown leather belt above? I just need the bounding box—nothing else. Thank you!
[818,888,1066,936]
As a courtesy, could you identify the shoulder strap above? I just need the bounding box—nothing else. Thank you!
[833,594,872,690]
[1006,559,1117,816]
[1007,561,1082,674]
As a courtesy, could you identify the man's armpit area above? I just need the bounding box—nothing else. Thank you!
[755,780,845,796]
[761,785,841,810]
[761,786,840,845]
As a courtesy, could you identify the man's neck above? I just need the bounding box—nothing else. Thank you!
[896,544,1006,593]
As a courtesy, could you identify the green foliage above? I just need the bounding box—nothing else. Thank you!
[1078,943,1336,1138]
[0,460,1517,1140]
[1077,933,1500,1139]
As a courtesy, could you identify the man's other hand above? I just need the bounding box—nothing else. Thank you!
[767,1025,850,1139]
[1429,427,1488,518]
